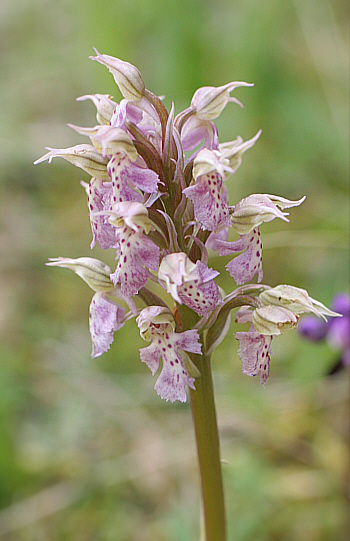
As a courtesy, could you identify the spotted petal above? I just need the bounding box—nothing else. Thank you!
[215,228,263,285]
[139,325,201,402]
[111,226,159,296]
[89,292,126,358]
[183,172,231,231]
[235,330,273,386]
[89,178,117,249]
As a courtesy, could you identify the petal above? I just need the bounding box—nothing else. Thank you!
[111,228,159,296]
[89,178,117,249]
[183,173,231,231]
[90,49,145,101]
[108,155,143,204]
[89,293,125,358]
[236,331,273,386]
[138,324,201,402]
[34,144,110,179]
[139,342,161,375]
[174,329,202,355]
[225,228,263,285]
[155,352,195,403]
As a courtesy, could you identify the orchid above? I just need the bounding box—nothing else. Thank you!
[36,52,341,541]
[137,306,202,402]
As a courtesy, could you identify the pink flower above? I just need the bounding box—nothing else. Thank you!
[107,202,160,297]
[158,253,221,317]
[137,306,202,402]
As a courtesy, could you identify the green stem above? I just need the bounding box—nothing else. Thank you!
[190,352,226,541]
[178,305,226,541]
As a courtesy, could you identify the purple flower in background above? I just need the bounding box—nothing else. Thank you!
[299,293,350,372]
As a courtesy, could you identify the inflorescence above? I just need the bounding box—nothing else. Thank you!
[35,50,340,402]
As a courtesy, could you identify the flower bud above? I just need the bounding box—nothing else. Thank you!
[34,145,109,180]
[231,194,289,235]
[46,257,113,292]
[260,285,342,320]
[191,81,253,120]
[252,305,298,335]
[90,49,145,101]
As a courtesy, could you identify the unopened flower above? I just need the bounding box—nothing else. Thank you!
[259,285,342,320]
[158,253,221,317]
[137,306,202,402]
[191,81,253,120]
[34,144,109,180]
[90,49,145,101]
[252,305,298,335]
[231,194,305,236]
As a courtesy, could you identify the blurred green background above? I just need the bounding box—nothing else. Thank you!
[0,0,348,539]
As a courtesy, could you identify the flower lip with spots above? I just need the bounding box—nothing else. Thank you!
[137,306,202,402]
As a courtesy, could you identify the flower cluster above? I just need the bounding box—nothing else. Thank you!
[36,50,341,401]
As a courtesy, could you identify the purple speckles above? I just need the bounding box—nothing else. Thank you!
[183,171,231,231]
[138,313,202,402]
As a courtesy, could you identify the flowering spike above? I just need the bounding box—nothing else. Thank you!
[36,52,341,397]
